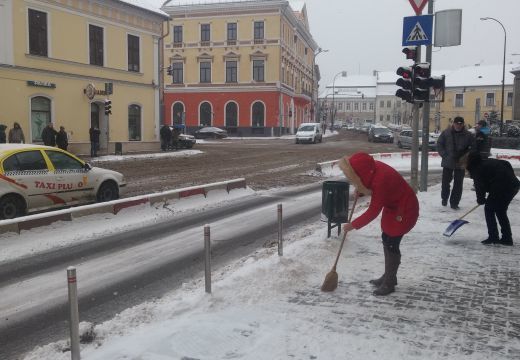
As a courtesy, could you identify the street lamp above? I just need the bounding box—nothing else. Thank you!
[331,71,347,129]
[311,48,328,122]
[481,17,506,136]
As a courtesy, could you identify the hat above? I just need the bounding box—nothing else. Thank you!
[453,117,464,124]
[477,120,487,127]
[338,152,375,195]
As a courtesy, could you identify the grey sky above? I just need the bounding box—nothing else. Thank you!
[304,0,520,86]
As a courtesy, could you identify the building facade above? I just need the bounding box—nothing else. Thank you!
[510,66,519,121]
[0,0,167,154]
[161,0,318,136]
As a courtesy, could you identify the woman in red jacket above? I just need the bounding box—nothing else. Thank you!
[339,152,419,295]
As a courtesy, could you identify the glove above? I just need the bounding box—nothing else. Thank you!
[477,197,486,205]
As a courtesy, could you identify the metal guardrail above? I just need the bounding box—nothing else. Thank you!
[0,178,247,235]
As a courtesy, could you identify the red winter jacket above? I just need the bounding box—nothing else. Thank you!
[341,152,419,237]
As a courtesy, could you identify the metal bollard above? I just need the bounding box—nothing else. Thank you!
[277,203,283,256]
[204,225,211,294]
[67,266,80,360]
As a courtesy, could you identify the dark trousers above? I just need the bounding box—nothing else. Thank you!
[382,232,403,255]
[90,141,99,157]
[441,167,465,206]
[484,189,518,240]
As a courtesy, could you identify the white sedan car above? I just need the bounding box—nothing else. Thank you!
[0,144,126,219]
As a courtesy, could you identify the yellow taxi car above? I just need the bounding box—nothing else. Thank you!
[0,144,126,219]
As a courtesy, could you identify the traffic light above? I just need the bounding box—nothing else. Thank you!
[395,66,414,103]
[104,99,112,115]
[166,65,173,76]
[402,46,418,62]
[413,63,431,102]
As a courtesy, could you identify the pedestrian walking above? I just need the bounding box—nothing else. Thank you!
[465,151,520,246]
[89,126,101,157]
[56,126,69,151]
[41,122,58,146]
[436,116,475,210]
[474,120,491,159]
[171,126,181,150]
[339,152,419,296]
[0,124,7,143]
[160,124,172,151]
[8,122,25,143]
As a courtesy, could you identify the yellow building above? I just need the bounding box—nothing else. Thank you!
[0,0,168,155]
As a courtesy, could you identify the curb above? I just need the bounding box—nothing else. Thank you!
[0,178,247,235]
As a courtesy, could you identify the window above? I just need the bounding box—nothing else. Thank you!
[252,102,265,127]
[253,60,264,82]
[173,25,183,45]
[172,103,184,125]
[127,34,140,72]
[346,103,351,110]
[28,9,48,56]
[4,151,47,172]
[254,21,264,40]
[486,93,495,107]
[396,101,401,108]
[338,103,343,110]
[380,100,384,108]
[354,103,359,110]
[226,102,238,127]
[226,61,237,83]
[45,151,83,170]
[200,61,211,83]
[128,105,141,141]
[31,96,51,142]
[200,102,212,126]
[387,115,391,122]
[387,100,391,107]
[201,24,210,42]
[362,103,367,111]
[369,103,374,110]
[227,23,237,41]
[380,115,384,122]
[507,92,513,106]
[89,24,104,66]
[455,93,464,107]
[172,62,183,84]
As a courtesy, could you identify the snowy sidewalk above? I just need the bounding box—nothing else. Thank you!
[25,179,520,360]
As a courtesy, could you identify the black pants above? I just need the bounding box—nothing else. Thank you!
[441,167,465,206]
[485,188,519,240]
[382,232,403,255]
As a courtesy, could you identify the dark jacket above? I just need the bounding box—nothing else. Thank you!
[89,128,100,143]
[160,125,172,142]
[41,126,58,146]
[0,125,7,143]
[56,130,68,150]
[475,126,491,159]
[437,126,475,169]
[467,152,520,205]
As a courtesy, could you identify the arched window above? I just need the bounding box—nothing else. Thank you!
[252,101,264,127]
[199,102,212,126]
[31,96,51,142]
[225,102,238,128]
[172,102,184,125]
[128,104,141,141]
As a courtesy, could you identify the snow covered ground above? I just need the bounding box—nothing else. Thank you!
[17,150,520,360]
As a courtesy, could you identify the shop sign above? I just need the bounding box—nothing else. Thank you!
[27,80,56,89]
[84,83,109,100]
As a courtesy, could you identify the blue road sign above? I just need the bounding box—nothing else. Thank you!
[402,15,433,46]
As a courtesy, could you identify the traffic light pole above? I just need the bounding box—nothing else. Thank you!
[420,0,434,192]
[410,47,421,193]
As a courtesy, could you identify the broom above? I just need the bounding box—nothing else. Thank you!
[321,193,359,292]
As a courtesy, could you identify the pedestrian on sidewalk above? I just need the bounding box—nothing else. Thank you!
[56,126,69,151]
[89,126,101,157]
[436,116,475,210]
[8,122,25,143]
[339,152,419,296]
[474,120,491,159]
[465,151,520,246]
[41,122,58,146]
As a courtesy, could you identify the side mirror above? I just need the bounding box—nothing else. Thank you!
[83,163,92,171]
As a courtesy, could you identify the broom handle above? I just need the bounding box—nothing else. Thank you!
[458,204,480,221]
[331,193,359,269]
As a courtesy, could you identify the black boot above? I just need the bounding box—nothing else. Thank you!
[369,247,398,287]
[373,252,401,296]
[498,237,513,246]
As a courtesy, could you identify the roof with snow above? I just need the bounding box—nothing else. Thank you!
[118,0,169,17]
[326,75,376,88]
[444,64,516,87]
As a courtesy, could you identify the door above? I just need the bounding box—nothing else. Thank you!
[91,102,108,154]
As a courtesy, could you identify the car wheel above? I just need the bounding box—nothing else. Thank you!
[0,194,25,220]
[295,139,299,144]
[312,137,316,144]
[397,141,403,149]
[96,181,119,202]
[186,144,193,149]
[319,137,323,143]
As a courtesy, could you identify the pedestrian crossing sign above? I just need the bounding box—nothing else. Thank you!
[402,15,433,46]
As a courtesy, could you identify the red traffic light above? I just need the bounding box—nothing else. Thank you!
[396,66,413,79]
[402,46,418,61]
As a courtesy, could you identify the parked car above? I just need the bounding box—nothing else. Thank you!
[169,126,196,149]
[295,122,323,144]
[193,127,228,139]
[0,144,126,219]
[368,126,394,143]
[396,130,436,150]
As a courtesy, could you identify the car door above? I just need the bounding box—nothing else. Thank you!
[2,150,59,211]
[44,150,92,204]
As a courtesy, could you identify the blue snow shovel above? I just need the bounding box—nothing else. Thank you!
[443,204,481,237]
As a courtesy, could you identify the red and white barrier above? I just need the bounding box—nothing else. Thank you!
[0,178,247,234]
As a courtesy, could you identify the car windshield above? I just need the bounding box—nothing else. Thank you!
[299,125,315,131]
[374,128,391,134]
[199,127,223,133]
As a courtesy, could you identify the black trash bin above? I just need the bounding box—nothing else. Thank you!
[321,180,350,237]
[115,142,122,155]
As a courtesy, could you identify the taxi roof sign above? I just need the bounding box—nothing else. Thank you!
[409,0,428,15]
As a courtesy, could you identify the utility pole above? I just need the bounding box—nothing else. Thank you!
[410,47,421,192]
